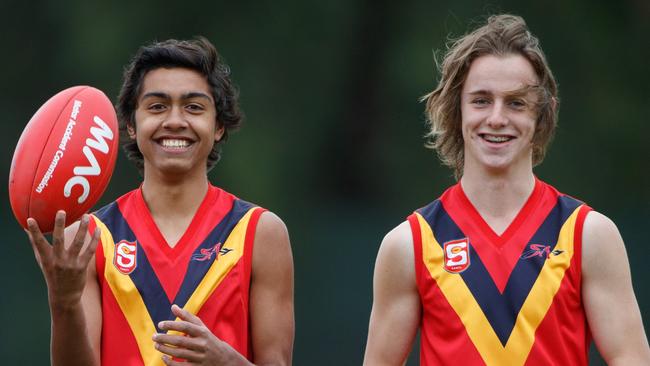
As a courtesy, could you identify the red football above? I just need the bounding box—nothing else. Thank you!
[9,86,119,233]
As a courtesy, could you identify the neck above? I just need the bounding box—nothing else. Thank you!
[460,164,536,234]
[141,168,210,219]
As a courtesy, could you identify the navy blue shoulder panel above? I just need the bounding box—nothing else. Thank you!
[93,201,137,242]
[557,195,583,223]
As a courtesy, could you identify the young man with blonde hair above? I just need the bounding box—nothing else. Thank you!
[364,14,650,365]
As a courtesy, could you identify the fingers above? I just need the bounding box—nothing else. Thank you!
[171,304,203,326]
[154,307,227,364]
[26,218,52,265]
[155,340,199,362]
[158,305,210,338]
[153,332,201,351]
[26,213,100,270]
[52,210,66,257]
[80,227,101,264]
[69,214,90,256]
[25,227,44,266]
[158,319,201,338]
[160,355,187,366]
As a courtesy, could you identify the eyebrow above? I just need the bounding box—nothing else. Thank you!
[466,86,538,98]
[140,91,214,103]
[140,92,169,100]
[182,92,214,103]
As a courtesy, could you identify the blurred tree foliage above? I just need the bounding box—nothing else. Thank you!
[0,0,647,364]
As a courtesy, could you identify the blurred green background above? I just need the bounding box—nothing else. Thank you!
[1,0,648,364]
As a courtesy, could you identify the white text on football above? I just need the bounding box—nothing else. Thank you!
[35,100,82,194]
[63,116,114,203]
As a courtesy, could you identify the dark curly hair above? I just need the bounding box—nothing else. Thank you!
[116,37,242,173]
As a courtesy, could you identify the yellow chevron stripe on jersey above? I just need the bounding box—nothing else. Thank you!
[93,216,161,365]
[417,206,580,365]
[93,207,257,366]
[182,207,254,316]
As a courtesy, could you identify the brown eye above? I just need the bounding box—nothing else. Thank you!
[186,103,205,113]
[148,103,166,112]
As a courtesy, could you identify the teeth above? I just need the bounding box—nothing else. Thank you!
[482,134,511,143]
[161,139,190,148]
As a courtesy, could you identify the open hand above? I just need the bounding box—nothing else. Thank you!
[26,211,100,308]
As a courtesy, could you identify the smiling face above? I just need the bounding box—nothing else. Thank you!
[132,67,224,179]
[460,54,540,176]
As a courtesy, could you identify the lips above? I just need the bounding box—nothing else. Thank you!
[479,133,514,143]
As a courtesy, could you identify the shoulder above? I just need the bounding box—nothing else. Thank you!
[582,210,627,274]
[254,211,289,244]
[375,221,415,278]
[250,212,293,294]
[372,221,419,304]
[583,211,623,251]
[251,211,292,269]
[381,221,414,256]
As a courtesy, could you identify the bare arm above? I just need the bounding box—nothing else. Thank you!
[582,211,650,365]
[249,211,294,366]
[154,211,294,366]
[26,211,102,366]
[364,221,420,366]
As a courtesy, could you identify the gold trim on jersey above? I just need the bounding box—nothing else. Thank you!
[93,207,256,365]
[416,206,580,365]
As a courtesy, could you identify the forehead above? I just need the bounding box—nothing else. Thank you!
[462,54,538,94]
[139,67,211,98]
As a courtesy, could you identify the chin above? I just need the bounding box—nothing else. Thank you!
[482,155,533,173]
[148,161,195,176]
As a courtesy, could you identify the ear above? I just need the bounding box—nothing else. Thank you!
[127,123,136,140]
[214,125,225,142]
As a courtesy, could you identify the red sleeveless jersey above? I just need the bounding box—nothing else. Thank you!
[89,185,265,366]
[408,179,592,365]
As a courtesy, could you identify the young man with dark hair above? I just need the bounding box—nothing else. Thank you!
[363,14,650,365]
[26,37,294,366]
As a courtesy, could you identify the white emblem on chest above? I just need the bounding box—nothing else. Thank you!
[114,240,137,274]
[443,238,470,273]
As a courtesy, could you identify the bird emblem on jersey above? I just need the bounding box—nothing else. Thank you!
[521,243,564,259]
[191,242,233,261]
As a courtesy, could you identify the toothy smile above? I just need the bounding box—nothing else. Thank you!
[159,139,192,148]
[480,134,514,143]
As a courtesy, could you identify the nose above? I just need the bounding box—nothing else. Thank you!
[486,101,508,128]
[162,106,188,130]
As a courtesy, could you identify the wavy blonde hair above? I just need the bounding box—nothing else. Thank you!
[422,14,558,179]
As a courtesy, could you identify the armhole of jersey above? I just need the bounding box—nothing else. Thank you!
[574,204,593,347]
[574,204,592,290]
[407,213,424,293]
[243,207,267,301]
[90,215,106,286]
